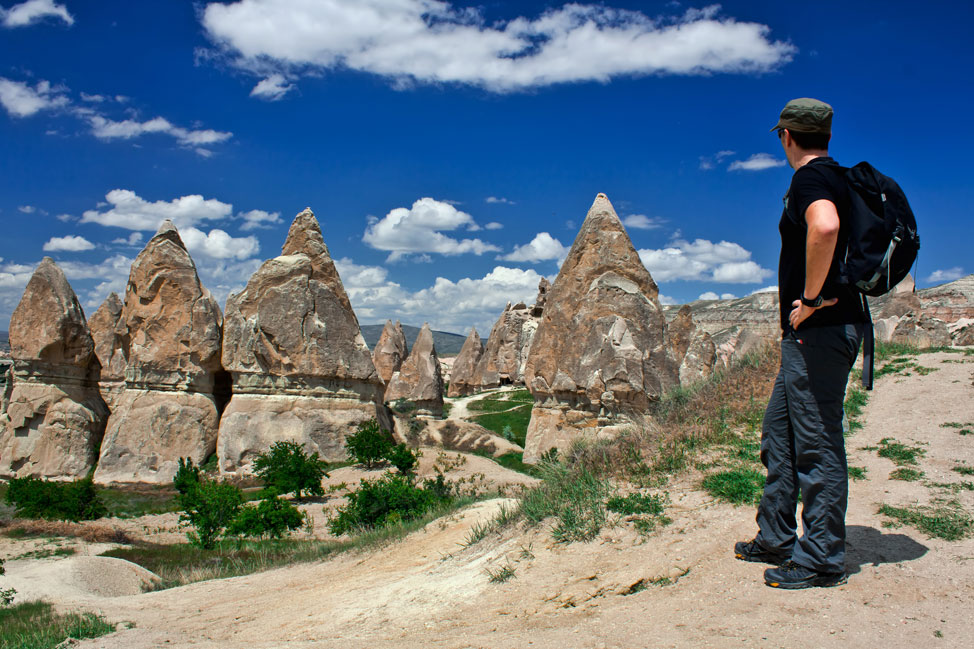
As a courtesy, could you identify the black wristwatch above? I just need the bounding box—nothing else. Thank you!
[801,293,824,308]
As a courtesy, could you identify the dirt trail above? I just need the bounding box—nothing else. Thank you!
[444,385,521,422]
[11,351,974,648]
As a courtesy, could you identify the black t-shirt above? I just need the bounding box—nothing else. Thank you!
[778,156,865,333]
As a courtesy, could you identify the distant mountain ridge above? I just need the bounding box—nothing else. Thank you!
[360,323,467,356]
[0,331,8,353]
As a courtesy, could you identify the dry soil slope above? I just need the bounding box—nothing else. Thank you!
[64,350,974,649]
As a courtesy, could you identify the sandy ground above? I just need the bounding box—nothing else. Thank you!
[3,350,973,648]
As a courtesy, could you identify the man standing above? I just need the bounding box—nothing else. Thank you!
[735,98,864,589]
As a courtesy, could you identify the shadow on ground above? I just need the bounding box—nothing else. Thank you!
[845,524,928,575]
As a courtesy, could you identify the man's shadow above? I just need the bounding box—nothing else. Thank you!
[845,525,928,575]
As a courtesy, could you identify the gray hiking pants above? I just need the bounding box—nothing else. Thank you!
[755,323,863,573]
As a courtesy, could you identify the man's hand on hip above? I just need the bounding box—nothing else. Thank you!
[789,297,838,329]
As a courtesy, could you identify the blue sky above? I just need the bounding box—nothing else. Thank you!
[1,0,971,335]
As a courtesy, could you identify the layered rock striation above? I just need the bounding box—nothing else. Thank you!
[385,323,444,416]
[446,328,484,397]
[87,292,127,411]
[94,221,224,484]
[523,194,677,462]
[218,209,387,473]
[0,258,108,478]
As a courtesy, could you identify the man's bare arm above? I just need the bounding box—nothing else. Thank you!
[789,198,840,329]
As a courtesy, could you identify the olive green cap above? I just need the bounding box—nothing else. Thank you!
[771,97,833,134]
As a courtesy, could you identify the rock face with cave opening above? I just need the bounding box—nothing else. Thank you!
[94,221,224,484]
[0,258,108,479]
[522,194,677,462]
[217,208,388,474]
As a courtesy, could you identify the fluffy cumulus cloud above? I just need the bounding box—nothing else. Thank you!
[42,235,95,252]
[80,189,234,231]
[925,267,966,284]
[499,232,569,263]
[201,1,795,93]
[728,153,787,171]
[637,238,772,283]
[250,73,293,100]
[621,214,665,230]
[363,197,500,262]
[698,291,737,301]
[180,227,260,261]
[88,115,232,152]
[239,209,282,230]
[335,258,545,332]
[0,77,68,117]
[0,0,73,28]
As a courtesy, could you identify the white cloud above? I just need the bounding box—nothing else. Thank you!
[42,235,95,252]
[362,197,500,262]
[201,1,795,93]
[750,285,778,294]
[728,153,787,171]
[925,267,965,284]
[638,238,772,283]
[658,293,677,306]
[1,0,73,28]
[0,77,68,117]
[699,149,736,170]
[80,189,233,231]
[486,196,515,205]
[239,209,282,230]
[80,92,105,102]
[55,213,73,222]
[621,214,665,230]
[17,205,35,214]
[499,232,569,263]
[484,222,503,230]
[180,227,260,261]
[335,258,545,332]
[250,73,293,100]
[112,232,144,247]
[88,115,232,147]
[698,291,737,300]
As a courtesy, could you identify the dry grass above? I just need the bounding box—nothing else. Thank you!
[0,518,136,544]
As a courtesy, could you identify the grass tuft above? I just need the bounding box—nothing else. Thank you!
[485,563,516,583]
[847,466,868,481]
[878,501,973,541]
[876,438,926,466]
[0,600,115,648]
[889,468,924,481]
[702,468,765,505]
[520,462,613,543]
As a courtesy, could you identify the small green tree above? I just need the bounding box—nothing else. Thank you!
[228,490,306,539]
[345,418,394,468]
[5,474,105,521]
[328,472,442,535]
[386,444,419,475]
[252,441,328,499]
[0,558,16,607]
[173,461,244,549]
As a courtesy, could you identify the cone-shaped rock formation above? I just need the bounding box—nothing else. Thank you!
[87,292,126,410]
[522,194,677,462]
[385,323,444,416]
[94,221,224,484]
[446,327,484,397]
[372,320,407,384]
[218,208,387,473]
[0,258,108,478]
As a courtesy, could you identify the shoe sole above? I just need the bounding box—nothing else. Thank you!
[735,552,791,565]
[766,575,847,589]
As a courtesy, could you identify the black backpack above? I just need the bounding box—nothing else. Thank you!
[840,161,920,389]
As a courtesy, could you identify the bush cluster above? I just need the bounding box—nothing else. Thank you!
[174,454,307,549]
[4,475,106,522]
[328,472,453,535]
[345,418,420,474]
[253,441,329,499]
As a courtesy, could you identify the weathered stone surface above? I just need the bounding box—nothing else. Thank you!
[679,329,717,386]
[890,312,951,348]
[446,328,484,397]
[531,278,550,317]
[372,320,407,384]
[473,303,538,389]
[523,194,675,462]
[915,274,974,323]
[95,221,224,484]
[667,291,780,340]
[88,292,126,410]
[218,208,387,474]
[712,325,769,368]
[950,319,974,346]
[0,258,108,479]
[385,323,444,416]
[392,418,522,457]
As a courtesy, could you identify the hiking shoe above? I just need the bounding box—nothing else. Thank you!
[764,561,847,589]
[734,539,790,564]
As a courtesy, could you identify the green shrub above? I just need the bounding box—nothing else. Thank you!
[1,557,15,607]
[328,472,449,535]
[252,441,329,499]
[520,461,613,543]
[386,443,419,475]
[345,418,394,468]
[176,474,244,549]
[173,457,201,495]
[228,491,306,539]
[4,474,106,521]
